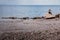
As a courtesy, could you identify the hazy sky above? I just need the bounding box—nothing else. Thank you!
[0,0,60,5]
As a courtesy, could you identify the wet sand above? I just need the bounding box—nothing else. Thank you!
[0,19,60,40]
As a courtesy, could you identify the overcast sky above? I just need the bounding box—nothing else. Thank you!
[0,0,60,5]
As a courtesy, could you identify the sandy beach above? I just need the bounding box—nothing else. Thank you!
[0,19,60,40]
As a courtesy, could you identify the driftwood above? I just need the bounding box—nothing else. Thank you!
[55,14,60,18]
[31,17,42,19]
[2,17,17,19]
[22,17,29,20]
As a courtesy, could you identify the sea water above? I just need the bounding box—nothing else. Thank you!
[0,5,60,18]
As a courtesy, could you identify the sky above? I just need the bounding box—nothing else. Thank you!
[0,0,60,5]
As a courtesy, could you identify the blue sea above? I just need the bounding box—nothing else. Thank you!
[0,5,60,18]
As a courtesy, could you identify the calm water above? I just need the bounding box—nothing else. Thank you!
[0,5,60,18]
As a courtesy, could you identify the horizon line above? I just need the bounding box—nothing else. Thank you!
[0,4,60,6]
